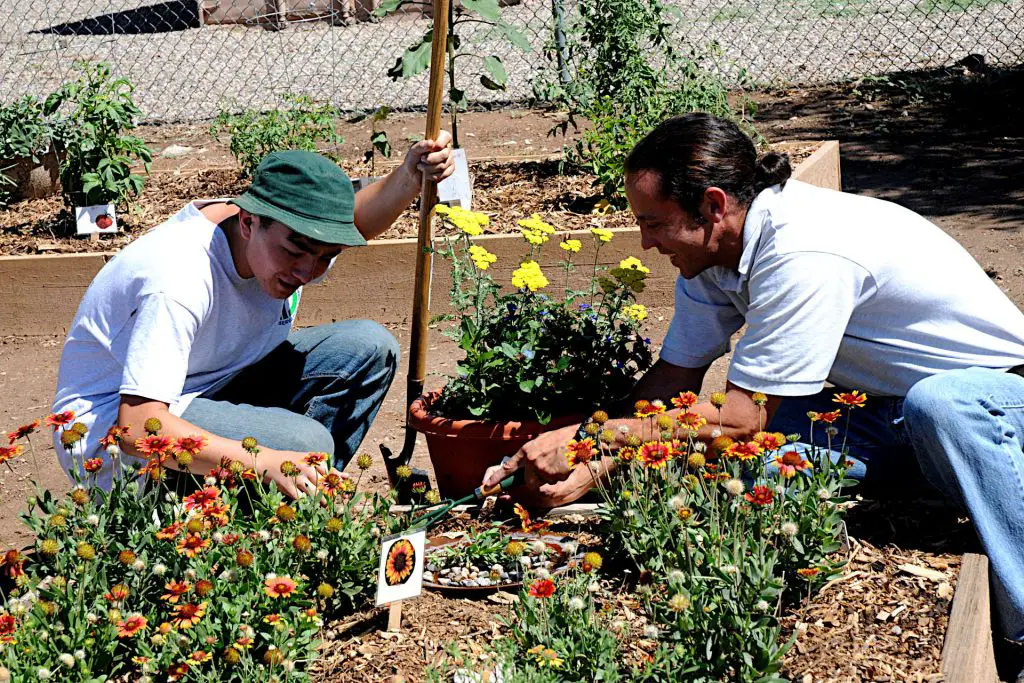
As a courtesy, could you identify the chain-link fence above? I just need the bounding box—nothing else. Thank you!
[2,0,1023,122]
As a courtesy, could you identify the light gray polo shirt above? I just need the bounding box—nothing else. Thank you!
[660,180,1024,397]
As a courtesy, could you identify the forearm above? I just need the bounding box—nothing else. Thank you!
[117,400,258,475]
[606,390,765,444]
[353,165,420,240]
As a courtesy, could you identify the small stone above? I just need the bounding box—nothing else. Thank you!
[478,578,491,587]
[423,572,434,582]
[426,563,437,572]
[160,144,194,158]
[438,578,451,585]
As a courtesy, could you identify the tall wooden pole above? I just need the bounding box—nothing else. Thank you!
[383,0,450,490]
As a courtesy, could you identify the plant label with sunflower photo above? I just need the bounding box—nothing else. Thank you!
[375,529,426,606]
[75,204,118,235]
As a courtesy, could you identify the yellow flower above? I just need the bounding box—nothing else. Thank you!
[468,245,497,270]
[511,260,549,292]
[520,228,548,246]
[592,198,613,215]
[517,213,556,234]
[590,227,614,243]
[560,238,582,253]
[624,304,648,322]
[617,256,650,274]
[435,204,489,236]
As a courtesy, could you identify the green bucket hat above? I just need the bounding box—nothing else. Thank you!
[231,150,366,247]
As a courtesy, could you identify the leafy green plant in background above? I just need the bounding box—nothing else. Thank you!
[45,61,152,210]
[0,95,57,207]
[537,0,745,206]
[210,93,344,178]
[378,0,531,148]
[349,105,393,176]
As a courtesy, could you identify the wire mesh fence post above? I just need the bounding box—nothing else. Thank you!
[552,0,570,85]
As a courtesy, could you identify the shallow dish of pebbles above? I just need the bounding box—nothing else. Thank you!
[422,533,578,594]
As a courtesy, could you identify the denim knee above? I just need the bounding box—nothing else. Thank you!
[904,368,985,430]
[282,417,335,455]
[318,320,400,378]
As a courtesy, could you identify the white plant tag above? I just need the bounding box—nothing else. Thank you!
[437,148,472,211]
[75,204,118,235]
[375,529,426,606]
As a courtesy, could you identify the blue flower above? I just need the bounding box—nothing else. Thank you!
[507,302,518,313]
[522,348,536,360]
[578,303,591,311]
[644,337,652,345]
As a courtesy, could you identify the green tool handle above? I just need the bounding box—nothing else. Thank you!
[473,467,525,500]
[411,468,526,531]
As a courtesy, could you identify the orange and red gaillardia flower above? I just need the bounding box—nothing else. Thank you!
[797,567,821,578]
[384,539,416,586]
[162,580,191,603]
[638,441,673,469]
[513,503,551,533]
[565,438,597,470]
[0,613,17,643]
[528,578,556,599]
[724,441,763,462]
[0,445,24,466]
[816,410,841,424]
[167,662,191,681]
[104,583,130,602]
[670,391,698,409]
[117,613,148,638]
[833,390,868,408]
[303,452,328,467]
[264,575,298,599]
[319,472,344,497]
[156,522,184,541]
[774,450,813,479]
[170,602,208,629]
[753,431,787,451]
[675,411,707,431]
[99,425,130,448]
[45,410,75,431]
[0,550,25,580]
[8,419,41,444]
[176,534,211,558]
[634,402,666,419]
[175,435,208,457]
[184,486,221,512]
[83,458,104,473]
[744,485,775,506]
[136,435,174,456]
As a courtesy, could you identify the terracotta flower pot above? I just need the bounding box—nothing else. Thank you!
[408,392,583,499]
[1,149,61,202]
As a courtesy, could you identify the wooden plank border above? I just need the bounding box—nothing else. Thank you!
[0,141,840,337]
[941,553,1000,683]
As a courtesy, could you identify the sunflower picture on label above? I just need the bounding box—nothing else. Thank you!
[375,530,426,606]
[385,539,415,586]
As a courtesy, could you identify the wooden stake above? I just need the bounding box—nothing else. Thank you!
[387,600,403,632]
[941,553,999,683]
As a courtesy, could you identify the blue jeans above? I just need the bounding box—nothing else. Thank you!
[181,320,400,470]
[768,368,1024,641]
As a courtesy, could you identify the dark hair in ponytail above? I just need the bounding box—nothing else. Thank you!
[625,113,791,215]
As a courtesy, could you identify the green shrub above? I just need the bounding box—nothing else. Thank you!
[210,93,344,178]
[46,61,152,209]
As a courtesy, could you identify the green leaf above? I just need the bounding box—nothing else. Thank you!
[460,0,501,21]
[374,0,411,16]
[498,23,532,52]
[449,87,467,110]
[371,130,391,158]
[481,55,508,90]
[387,31,433,81]
[519,379,535,393]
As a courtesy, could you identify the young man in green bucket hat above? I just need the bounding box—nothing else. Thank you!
[52,136,454,498]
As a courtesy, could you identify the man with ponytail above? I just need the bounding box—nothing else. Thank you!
[484,112,1024,647]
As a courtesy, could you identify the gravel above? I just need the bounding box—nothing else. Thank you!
[1,0,1022,122]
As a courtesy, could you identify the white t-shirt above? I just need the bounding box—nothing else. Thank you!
[52,200,303,489]
[660,180,1024,397]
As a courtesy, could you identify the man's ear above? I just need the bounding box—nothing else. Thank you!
[701,187,730,225]
[238,209,257,239]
